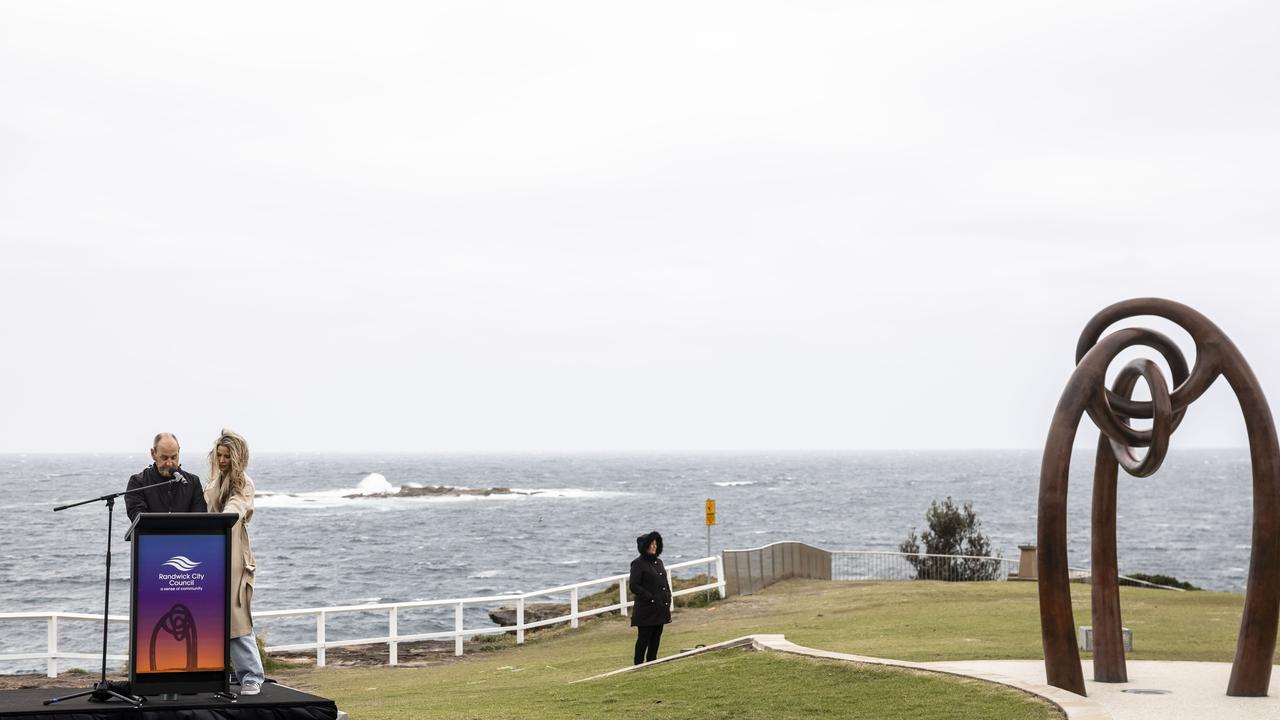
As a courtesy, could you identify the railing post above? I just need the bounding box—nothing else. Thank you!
[47,615,58,678]
[389,607,398,666]
[516,597,525,645]
[716,555,726,598]
[570,587,579,629]
[455,602,464,657]
[316,611,327,668]
[619,581,628,617]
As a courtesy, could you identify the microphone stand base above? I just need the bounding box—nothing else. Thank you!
[44,680,144,707]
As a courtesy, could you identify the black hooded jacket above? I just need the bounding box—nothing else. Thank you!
[124,465,207,522]
[628,531,671,627]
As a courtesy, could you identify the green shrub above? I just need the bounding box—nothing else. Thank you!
[899,497,1001,581]
[578,576,723,612]
[257,632,289,673]
[672,574,721,608]
[1123,573,1201,590]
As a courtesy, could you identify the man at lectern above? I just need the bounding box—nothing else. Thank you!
[125,432,209,520]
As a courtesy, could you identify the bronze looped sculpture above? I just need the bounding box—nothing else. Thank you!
[149,603,199,672]
[1038,298,1280,697]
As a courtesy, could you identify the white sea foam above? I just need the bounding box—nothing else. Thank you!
[510,487,633,499]
[329,597,384,606]
[253,489,365,509]
[252,473,396,508]
[252,482,632,510]
[355,473,394,495]
[713,481,756,487]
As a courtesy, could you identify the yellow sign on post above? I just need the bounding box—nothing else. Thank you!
[704,499,717,561]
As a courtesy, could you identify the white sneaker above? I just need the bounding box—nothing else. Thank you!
[240,681,261,696]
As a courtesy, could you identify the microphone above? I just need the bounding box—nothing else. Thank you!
[170,467,187,485]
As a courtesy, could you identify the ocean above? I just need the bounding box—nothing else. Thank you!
[0,449,1254,674]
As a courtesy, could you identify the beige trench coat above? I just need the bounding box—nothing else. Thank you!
[205,474,257,638]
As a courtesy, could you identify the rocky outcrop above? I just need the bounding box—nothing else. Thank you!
[488,603,570,627]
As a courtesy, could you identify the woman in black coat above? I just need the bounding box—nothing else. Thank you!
[629,530,672,664]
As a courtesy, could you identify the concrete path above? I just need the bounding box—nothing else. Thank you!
[749,636,1107,719]
[578,634,1280,720]
[577,634,1108,718]
[929,659,1280,720]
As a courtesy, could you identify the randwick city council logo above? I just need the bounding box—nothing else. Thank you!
[158,556,206,590]
[162,556,202,571]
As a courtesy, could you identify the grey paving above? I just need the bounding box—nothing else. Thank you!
[578,633,1280,720]
[930,659,1280,720]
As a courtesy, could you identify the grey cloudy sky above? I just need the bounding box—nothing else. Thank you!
[2,1,1278,453]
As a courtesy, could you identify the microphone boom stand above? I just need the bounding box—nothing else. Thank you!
[43,473,187,707]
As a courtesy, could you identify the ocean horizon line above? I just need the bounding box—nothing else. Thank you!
[0,445,1255,457]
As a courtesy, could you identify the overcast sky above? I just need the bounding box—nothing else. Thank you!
[2,1,1278,454]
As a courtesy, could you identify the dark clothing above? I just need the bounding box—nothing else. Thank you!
[634,624,664,664]
[124,465,207,522]
[629,531,671,627]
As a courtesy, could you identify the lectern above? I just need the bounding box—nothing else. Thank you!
[126,512,238,696]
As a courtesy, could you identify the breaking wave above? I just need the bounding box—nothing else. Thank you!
[253,474,633,510]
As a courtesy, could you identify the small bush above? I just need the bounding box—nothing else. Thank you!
[256,632,289,673]
[899,497,1001,581]
[472,632,513,646]
[1123,573,1201,591]
[672,574,721,608]
[578,576,723,613]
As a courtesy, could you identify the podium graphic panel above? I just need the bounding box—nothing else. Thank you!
[133,534,227,673]
[128,513,236,696]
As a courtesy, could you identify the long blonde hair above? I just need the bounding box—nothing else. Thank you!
[207,429,249,512]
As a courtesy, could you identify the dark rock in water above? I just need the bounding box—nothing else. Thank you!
[395,485,519,498]
[345,485,524,499]
[488,603,570,627]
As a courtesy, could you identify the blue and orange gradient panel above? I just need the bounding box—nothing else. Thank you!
[134,534,227,673]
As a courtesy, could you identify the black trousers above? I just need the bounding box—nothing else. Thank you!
[634,624,664,664]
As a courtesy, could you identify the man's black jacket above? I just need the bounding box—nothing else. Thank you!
[124,465,207,522]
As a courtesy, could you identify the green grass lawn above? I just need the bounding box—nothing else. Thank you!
[701,579,1247,663]
[271,579,1247,719]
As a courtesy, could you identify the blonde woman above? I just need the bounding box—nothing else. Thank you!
[205,429,264,695]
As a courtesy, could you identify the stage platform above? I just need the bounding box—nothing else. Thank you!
[0,681,338,720]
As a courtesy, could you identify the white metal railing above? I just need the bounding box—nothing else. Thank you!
[829,551,1187,591]
[0,612,129,678]
[832,550,1020,582]
[1066,566,1187,592]
[0,555,725,677]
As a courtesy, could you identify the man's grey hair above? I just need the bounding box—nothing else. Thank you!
[152,432,180,449]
